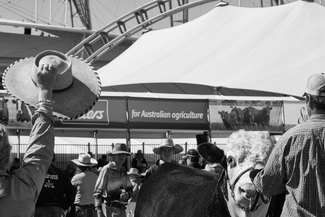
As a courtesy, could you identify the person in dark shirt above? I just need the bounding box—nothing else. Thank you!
[9,157,20,172]
[131,150,148,174]
[184,149,203,169]
[35,153,76,217]
[97,154,108,169]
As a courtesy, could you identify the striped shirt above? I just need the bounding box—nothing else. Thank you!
[253,114,325,216]
[93,162,133,208]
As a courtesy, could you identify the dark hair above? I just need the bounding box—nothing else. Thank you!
[77,165,90,172]
[310,95,325,110]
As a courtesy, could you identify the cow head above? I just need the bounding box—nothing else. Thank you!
[225,130,274,217]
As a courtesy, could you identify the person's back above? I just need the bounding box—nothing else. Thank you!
[71,153,98,217]
[251,73,325,216]
[35,161,76,217]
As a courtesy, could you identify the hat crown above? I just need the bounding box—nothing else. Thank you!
[160,138,174,147]
[305,73,325,96]
[128,168,139,175]
[113,143,128,152]
[187,149,199,157]
[33,50,73,90]
[78,153,91,164]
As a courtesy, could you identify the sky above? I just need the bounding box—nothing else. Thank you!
[0,0,304,35]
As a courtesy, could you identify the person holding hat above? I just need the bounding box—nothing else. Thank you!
[93,143,133,217]
[250,73,325,217]
[0,49,100,217]
[145,138,183,180]
[184,149,203,169]
[71,153,99,217]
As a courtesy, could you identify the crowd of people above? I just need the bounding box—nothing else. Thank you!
[0,48,323,217]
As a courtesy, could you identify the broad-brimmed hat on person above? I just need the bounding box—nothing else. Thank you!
[107,143,131,156]
[127,168,140,177]
[2,50,101,120]
[71,153,98,167]
[185,149,200,158]
[304,73,325,97]
[153,138,183,155]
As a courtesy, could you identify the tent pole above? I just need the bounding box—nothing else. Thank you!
[94,130,98,160]
[126,97,131,170]
[17,129,20,158]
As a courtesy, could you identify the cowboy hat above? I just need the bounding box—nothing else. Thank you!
[197,142,226,168]
[71,153,98,167]
[127,168,140,176]
[153,138,183,155]
[2,50,101,120]
[107,143,131,156]
[185,149,200,158]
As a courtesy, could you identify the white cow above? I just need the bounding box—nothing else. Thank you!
[223,130,275,217]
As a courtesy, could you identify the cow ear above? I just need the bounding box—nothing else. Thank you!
[226,156,236,168]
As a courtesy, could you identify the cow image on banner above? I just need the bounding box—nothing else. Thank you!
[210,100,284,132]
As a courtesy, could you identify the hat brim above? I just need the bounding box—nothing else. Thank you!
[107,151,131,156]
[71,158,98,167]
[2,55,101,120]
[127,172,140,176]
[153,144,183,155]
[197,142,225,164]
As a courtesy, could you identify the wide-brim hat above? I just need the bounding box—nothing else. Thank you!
[107,143,131,156]
[2,50,101,120]
[153,138,183,155]
[72,153,98,167]
[186,149,200,158]
[127,168,140,176]
[197,142,225,164]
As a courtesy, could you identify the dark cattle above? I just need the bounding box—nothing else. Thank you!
[0,97,9,125]
[231,107,243,124]
[135,135,285,217]
[218,110,238,130]
[242,106,272,126]
[135,162,231,217]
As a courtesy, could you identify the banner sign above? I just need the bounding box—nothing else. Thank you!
[209,100,284,132]
[55,97,128,128]
[127,98,209,130]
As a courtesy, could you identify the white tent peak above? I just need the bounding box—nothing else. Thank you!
[99,0,324,98]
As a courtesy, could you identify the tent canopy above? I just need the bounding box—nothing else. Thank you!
[98,0,325,98]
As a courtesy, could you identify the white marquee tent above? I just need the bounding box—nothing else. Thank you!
[98,0,325,98]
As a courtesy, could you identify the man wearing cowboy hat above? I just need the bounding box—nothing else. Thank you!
[145,138,183,180]
[184,149,203,169]
[93,143,133,217]
[71,153,98,217]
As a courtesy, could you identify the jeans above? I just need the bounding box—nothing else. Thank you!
[75,205,96,217]
[34,205,65,217]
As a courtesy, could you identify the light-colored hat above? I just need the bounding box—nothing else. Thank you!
[304,73,325,97]
[71,153,98,167]
[153,138,183,155]
[2,50,101,120]
[107,143,131,156]
[127,168,140,176]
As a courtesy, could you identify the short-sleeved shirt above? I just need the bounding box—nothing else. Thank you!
[253,114,325,216]
[93,162,133,207]
[71,170,98,205]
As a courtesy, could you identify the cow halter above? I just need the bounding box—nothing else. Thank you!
[227,166,271,212]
